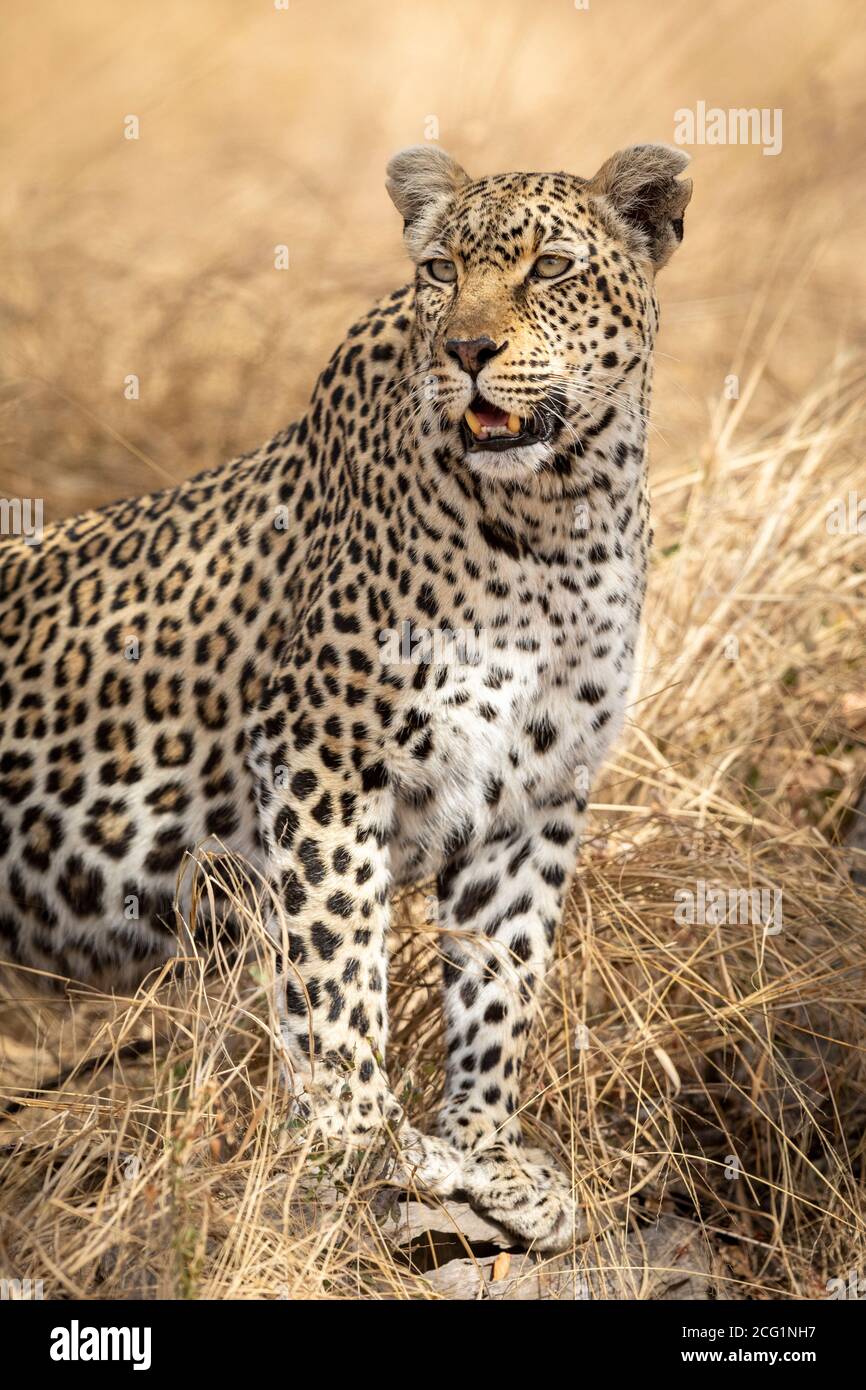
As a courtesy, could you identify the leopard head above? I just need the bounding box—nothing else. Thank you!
[387,144,692,482]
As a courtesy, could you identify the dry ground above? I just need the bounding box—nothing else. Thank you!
[1,0,865,1299]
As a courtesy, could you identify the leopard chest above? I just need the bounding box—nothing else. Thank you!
[386,556,639,885]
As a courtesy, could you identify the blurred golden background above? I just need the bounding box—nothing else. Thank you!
[2,0,866,1301]
[1,0,864,518]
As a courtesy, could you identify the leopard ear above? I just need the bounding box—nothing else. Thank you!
[386,146,470,235]
[587,144,692,271]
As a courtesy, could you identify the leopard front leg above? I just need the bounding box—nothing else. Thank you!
[257,759,462,1195]
[435,794,587,1250]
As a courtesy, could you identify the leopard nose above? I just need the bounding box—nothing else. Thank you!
[444,335,505,379]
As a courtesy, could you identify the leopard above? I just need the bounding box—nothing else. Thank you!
[0,143,691,1250]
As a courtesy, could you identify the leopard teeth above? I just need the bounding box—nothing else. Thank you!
[464,407,483,436]
[507,413,521,434]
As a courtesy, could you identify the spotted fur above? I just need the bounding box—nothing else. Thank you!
[0,145,691,1249]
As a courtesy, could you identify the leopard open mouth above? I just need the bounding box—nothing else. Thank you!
[460,394,553,452]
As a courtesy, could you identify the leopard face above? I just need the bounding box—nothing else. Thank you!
[388,145,691,482]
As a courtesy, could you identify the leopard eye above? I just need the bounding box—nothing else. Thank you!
[533,253,573,280]
[425,258,458,284]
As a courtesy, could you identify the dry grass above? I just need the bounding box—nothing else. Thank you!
[1,0,865,1299]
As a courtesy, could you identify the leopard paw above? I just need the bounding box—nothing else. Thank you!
[286,1069,464,1195]
[390,1124,465,1195]
[459,1144,585,1252]
[285,1061,403,1148]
